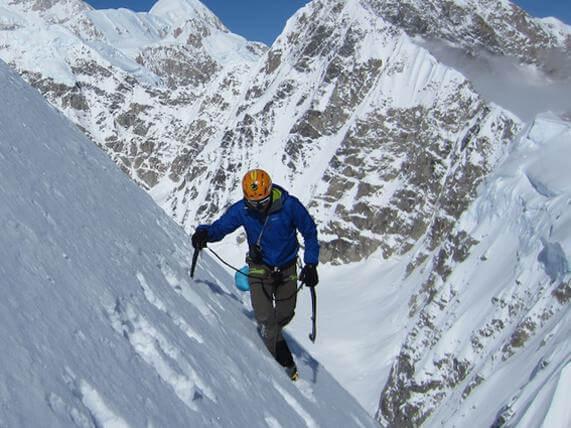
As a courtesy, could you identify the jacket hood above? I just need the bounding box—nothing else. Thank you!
[267,184,288,214]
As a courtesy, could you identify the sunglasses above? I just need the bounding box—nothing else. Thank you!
[246,195,271,211]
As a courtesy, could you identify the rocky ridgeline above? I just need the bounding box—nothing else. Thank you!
[372,0,571,75]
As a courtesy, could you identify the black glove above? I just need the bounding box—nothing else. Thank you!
[191,228,209,249]
[300,264,318,287]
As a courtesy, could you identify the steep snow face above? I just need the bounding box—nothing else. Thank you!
[0,60,377,427]
[377,114,571,426]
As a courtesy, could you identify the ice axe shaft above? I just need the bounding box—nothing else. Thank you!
[308,286,317,342]
[190,247,200,278]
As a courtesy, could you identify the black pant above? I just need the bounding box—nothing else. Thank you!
[248,263,297,367]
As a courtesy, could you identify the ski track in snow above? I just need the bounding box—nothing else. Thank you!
[136,271,204,343]
[272,381,317,428]
[106,298,216,411]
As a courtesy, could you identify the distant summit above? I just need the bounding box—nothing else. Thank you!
[149,0,226,31]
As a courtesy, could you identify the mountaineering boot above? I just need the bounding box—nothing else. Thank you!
[275,339,295,367]
[285,364,299,382]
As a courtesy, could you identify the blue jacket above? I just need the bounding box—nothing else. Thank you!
[199,185,319,267]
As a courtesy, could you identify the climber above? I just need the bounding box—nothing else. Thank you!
[191,168,320,380]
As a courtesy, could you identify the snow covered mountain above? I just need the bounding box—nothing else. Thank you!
[0,59,377,427]
[376,114,571,426]
[1,0,570,426]
[0,0,265,191]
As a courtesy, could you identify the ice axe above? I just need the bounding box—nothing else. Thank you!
[308,285,317,343]
[190,247,200,278]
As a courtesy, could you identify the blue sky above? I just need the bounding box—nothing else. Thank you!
[84,0,571,45]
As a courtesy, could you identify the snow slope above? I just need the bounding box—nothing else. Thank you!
[0,60,377,427]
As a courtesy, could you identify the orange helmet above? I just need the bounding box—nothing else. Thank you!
[242,169,272,201]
